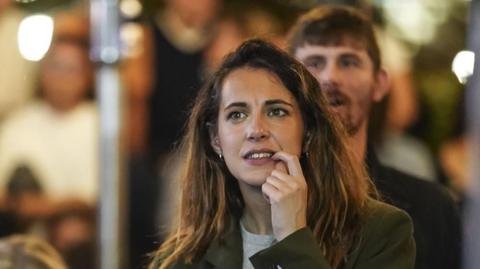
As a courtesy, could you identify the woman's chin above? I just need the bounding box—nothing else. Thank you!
[236,172,271,187]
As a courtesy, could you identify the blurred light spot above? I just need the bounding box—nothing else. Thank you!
[120,0,142,19]
[383,0,433,44]
[15,0,37,3]
[120,22,143,58]
[382,0,449,45]
[100,47,120,64]
[452,50,475,84]
[18,14,54,62]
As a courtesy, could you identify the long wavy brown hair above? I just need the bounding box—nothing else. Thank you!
[150,39,375,269]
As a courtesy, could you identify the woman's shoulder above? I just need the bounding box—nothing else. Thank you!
[361,198,413,238]
[345,198,415,268]
[343,198,416,268]
[365,198,412,222]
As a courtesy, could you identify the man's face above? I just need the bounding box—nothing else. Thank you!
[294,43,385,135]
[40,43,92,112]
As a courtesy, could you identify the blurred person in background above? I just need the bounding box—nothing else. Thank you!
[288,5,461,269]
[148,0,221,166]
[203,4,285,75]
[0,165,52,237]
[0,234,67,269]
[115,0,223,265]
[143,0,222,247]
[47,201,96,269]
[0,12,98,206]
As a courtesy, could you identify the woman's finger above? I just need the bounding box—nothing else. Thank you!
[262,182,281,203]
[272,151,303,177]
[266,175,290,192]
[271,170,302,188]
[274,161,288,174]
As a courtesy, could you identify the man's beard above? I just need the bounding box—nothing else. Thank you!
[323,87,360,135]
[330,106,361,136]
[341,110,361,136]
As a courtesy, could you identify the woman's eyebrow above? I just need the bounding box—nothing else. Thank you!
[265,99,294,107]
[223,99,293,110]
[224,102,247,110]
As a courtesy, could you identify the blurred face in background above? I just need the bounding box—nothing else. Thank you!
[168,0,221,28]
[294,40,387,135]
[204,18,245,73]
[0,0,10,12]
[51,215,94,252]
[40,41,93,112]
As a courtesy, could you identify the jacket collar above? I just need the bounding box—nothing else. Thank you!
[204,222,243,269]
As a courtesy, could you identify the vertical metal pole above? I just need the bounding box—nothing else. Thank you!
[90,0,126,268]
[463,0,480,268]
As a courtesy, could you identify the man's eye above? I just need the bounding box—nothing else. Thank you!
[267,108,288,117]
[227,111,247,121]
[340,58,360,68]
[305,59,324,70]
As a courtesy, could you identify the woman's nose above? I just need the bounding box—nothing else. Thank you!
[247,129,269,141]
[246,115,270,142]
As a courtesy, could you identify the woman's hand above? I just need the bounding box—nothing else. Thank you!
[261,151,308,241]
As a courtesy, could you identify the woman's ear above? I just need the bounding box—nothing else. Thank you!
[208,125,222,155]
[210,136,222,155]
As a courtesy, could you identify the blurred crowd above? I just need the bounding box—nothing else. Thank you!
[0,0,469,268]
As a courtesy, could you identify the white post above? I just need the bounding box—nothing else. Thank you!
[463,0,480,268]
[90,0,127,268]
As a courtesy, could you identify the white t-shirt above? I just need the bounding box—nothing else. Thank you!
[240,221,276,269]
[0,101,98,204]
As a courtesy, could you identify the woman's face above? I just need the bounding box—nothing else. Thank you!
[214,67,304,187]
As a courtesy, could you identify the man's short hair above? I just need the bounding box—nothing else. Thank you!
[288,5,381,72]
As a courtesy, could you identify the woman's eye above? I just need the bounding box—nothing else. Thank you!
[268,108,288,117]
[227,111,247,121]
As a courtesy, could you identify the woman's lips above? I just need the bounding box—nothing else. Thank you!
[243,150,275,166]
[244,157,274,166]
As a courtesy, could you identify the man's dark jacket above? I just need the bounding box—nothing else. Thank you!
[366,147,461,269]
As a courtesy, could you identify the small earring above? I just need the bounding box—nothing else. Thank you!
[218,153,223,160]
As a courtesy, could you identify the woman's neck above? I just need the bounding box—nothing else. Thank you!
[239,184,273,235]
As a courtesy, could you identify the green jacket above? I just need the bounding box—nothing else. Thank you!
[162,199,415,269]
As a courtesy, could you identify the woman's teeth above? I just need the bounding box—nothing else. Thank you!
[248,152,273,159]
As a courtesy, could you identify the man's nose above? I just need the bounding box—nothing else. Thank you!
[246,114,270,142]
[317,63,339,89]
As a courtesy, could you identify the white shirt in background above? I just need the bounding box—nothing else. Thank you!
[0,101,98,205]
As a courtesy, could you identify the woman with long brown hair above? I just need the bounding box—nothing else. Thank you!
[150,39,415,269]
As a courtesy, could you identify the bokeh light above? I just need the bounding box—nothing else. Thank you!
[17,14,54,62]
